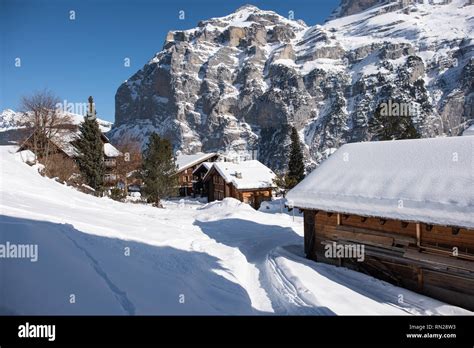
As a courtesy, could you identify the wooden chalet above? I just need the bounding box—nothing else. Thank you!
[18,98,121,186]
[287,136,474,310]
[175,152,219,196]
[203,160,275,209]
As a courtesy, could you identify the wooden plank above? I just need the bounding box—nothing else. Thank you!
[420,245,474,262]
[404,248,474,272]
[335,225,415,246]
[329,228,394,248]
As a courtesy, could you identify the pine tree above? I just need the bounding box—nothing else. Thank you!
[141,133,178,207]
[287,126,305,188]
[75,115,105,192]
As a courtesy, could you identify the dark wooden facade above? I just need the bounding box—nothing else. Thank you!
[302,209,474,310]
[176,155,219,196]
[192,164,211,197]
[205,167,272,209]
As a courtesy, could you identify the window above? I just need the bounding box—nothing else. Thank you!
[104,158,116,167]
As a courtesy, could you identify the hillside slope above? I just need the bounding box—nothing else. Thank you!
[0,146,470,315]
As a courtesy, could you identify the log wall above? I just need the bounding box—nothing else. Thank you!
[303,209,474,311]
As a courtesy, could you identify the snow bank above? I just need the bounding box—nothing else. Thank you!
[0,145,470,315]
[15,150,36,164]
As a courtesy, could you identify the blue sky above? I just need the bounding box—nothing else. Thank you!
[0,0,338,122]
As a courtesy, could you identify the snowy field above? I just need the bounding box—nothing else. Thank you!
[0,145,470,315]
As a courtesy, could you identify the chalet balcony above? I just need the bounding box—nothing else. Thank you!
[104,174,117,184]
[104,158,117,168]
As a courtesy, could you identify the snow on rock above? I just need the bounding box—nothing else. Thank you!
[0,109,112,133]
[463,124,474,136]
[0,145,470,315]
[287,136,474,229]
[112,1,474,170]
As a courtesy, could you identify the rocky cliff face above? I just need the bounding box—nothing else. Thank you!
[110,0,474,171]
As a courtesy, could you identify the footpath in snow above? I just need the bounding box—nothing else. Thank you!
[0,146,470,315]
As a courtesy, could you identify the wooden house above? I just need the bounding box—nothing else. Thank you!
[203,160,276,209]
[175,152,219,196]
[286,136,474,310]
[18,112,121,186]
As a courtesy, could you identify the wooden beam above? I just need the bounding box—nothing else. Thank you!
[335,225,415,246]
[417,268,424,291]
[416,223,422,247]
[337,213,341,226]
[404,248,474,272]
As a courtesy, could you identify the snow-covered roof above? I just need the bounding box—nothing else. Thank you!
[287,136,474,229]
[192,161,213,174]
[50,129,80,157]
[208,160,276,190]
[463,124,474,136]
[176,152,217,172]
[104,142,121,158]
[21,125,120,159]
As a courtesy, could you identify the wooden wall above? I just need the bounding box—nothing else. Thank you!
[206,170,272,209]
[238,189,272,209]
[303,209,474,311]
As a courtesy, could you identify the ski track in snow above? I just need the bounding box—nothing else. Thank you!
[62,228,136,315]
[0,146,471,315]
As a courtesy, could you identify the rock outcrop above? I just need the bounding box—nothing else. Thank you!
[110,1,474,171]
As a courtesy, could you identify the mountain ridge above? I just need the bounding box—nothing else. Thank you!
[98,1,474,169]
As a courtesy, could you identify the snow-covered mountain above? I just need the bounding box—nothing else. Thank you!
[0,109,113,144]
[0,109,112,132]
[110,0,474,170]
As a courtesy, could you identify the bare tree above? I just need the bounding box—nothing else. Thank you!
[115,136,143,194]
[19,90,73,164]
[43,153,79,183]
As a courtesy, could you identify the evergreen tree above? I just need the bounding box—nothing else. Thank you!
[141,133,178,207]
[273,127,306,195]
[75,115,105,192]
[369,101,420,141]
[287,126,305,188]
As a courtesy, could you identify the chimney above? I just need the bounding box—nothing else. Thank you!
[235,171,242,179]
[86,96,96,120]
